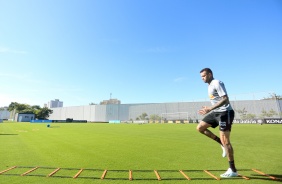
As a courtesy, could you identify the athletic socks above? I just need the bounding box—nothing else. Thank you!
[213,136,237,172]
[213,136,222,145]
[229,161,237,172]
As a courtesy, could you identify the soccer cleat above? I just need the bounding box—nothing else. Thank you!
[220,168,238,178]
[221,145,226,157]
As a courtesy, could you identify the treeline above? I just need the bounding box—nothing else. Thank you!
[8,102,53,120]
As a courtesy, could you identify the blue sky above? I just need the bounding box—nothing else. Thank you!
[0,0,281,107]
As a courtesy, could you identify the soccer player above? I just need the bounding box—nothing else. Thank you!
[197,68,238,178]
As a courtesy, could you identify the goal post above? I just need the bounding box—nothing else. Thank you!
[161,112,189,123]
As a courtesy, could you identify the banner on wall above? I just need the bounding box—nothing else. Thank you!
[264,118,282,124]
[233,119,263,124]
[233,118,282,124]
[109,120,121,124]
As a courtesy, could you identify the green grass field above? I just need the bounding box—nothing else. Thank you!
[0,122,281,184]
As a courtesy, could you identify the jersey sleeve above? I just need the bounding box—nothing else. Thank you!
[215,81,228,97]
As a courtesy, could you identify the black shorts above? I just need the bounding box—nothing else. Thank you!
[202,110,235,131]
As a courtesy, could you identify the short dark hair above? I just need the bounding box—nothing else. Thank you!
[200,68,213,75]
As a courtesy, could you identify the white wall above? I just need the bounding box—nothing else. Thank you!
[0,110,10,119]
[48,100,282,122]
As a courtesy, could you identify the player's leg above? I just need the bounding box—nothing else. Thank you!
[219,110,237,177]
[220,131,238,177]
[220,131,234,161]
[196,120,222,145]
[197,112,226,157]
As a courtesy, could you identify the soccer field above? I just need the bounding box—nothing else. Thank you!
[0,122,281,184]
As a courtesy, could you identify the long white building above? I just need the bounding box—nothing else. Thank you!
[49,99,282,122]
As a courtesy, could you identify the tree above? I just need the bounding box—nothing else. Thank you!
[8,102,19,112]
[245,113,256,119]
[150,114,161,121]
[36,107,53,120]
[269,109,278,116]
[136,113,148,120]
[235,108,248,119]
[263,93,282,100]
[21,107,35,114]
[260,108,277,118]
[7,102,53,120]
[15,104,31,112]
[31,105,41,110]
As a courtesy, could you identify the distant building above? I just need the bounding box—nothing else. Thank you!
[100,98,121,105]
[0,107,10,120]
[15,113,35,122]
[47,99,63,108]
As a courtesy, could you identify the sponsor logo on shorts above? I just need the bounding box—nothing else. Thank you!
[219,121,226,127]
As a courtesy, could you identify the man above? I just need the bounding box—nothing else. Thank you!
[197,68,238,178]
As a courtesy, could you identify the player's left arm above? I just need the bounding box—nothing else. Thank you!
[199,80,230,115]
[209,95,229,111]
[198,95,229,115]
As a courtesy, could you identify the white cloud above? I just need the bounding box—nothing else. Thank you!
[0,47,27,54]
[174,77,186,83]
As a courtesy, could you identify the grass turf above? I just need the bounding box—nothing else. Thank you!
[0,122,281,184]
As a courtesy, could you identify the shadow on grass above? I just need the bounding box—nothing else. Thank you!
[250,174,282,182]
[268,174,282,179]
[0,134,18,136]
[47,126,60,128]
